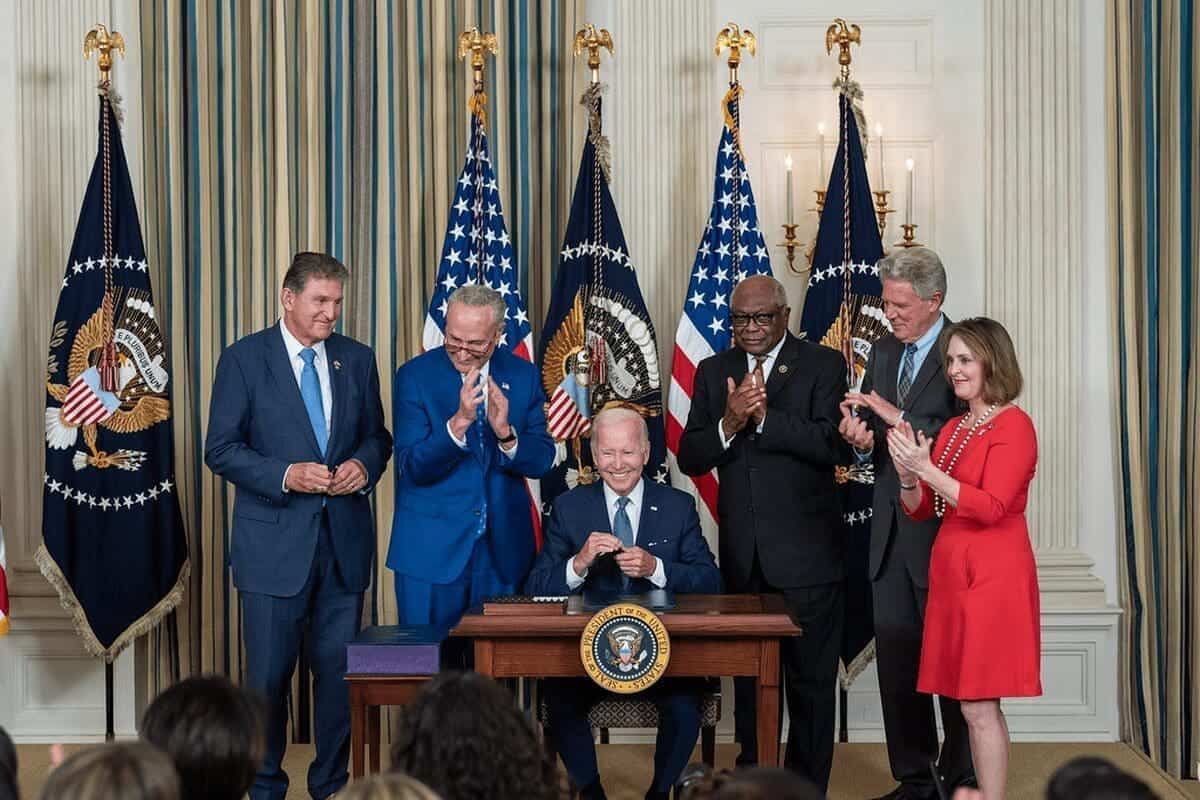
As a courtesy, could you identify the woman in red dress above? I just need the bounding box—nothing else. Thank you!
[886,317,1040,800]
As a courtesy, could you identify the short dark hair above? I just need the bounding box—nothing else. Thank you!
[942,317,1024,405]
[1046,756,1160,799]
[39,742,180,800]
[390,671,562,800]
[678,764,824,800]
[140,675,264,800]
[282,251,349,294]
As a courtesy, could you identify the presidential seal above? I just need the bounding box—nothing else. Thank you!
[580,602,670,694]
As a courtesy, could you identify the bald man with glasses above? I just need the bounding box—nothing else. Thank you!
[678,275,851,793]
[388,285,554,639]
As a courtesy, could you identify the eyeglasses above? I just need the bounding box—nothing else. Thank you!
[444,334,494,356]
[729,311,779,329]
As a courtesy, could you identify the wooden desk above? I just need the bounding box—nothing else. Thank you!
[346,675,429,778]
[450,593,801,768]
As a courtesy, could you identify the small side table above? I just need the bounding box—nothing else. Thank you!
[346,674,430,777]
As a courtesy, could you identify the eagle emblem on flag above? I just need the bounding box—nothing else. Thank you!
[45,288,171,472]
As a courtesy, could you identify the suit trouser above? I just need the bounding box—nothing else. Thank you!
[543,677,707,795]
[732,554,844,794]
[872,519,973,790]
[241,515,363,800]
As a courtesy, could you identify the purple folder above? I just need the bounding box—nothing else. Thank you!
[346,625,443,675]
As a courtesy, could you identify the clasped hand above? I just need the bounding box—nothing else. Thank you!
[573,531,656,579]
[453,367,514,440]
[885,420,933,485]
[722,371,767,435]
[285,460,367,495]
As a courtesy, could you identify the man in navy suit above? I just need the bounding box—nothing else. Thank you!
[388,285,554,634]
[525,407,722,800]
[205,252,391,800]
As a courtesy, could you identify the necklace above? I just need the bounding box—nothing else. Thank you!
[932,403,998,517]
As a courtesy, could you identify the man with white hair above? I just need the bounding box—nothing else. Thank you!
[525,406,722,800]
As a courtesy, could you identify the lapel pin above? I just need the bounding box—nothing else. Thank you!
[501,381,510,390]
[778,364,789,374]
[333,360,342,371]
[650,505,658,512]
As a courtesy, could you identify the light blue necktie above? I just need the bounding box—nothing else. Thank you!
[474,379,488,537]
[614,496,634,590]
[299,348,328,456]
[897,343,918,407]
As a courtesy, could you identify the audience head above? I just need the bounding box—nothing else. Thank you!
[878,246,946,343]
[140,674,264,800]
[941,317,1023,406]
[730,275,790,356]
[678,764,824,800]
[0,725,17,800]
[1045,756,1160,800]
[39,741,180,800]
[444,284,506,373]
[590,406,650,495]
[281,251,348,346]
[334,773,442,800]
[390,671,561,800]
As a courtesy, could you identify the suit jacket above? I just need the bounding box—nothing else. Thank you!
[860,319,962,583]
[388,346,555,586]
[676,332,851,590]
[204,326,392,597]
[524,480,722,597]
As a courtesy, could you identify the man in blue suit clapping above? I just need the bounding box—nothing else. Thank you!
[389,284,554,634]
[205,252,391,800]
[525,407,722,800]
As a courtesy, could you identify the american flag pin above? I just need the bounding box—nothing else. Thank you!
[333,360,342,371]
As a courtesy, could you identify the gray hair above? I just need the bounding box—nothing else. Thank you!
[732,274,788,308]
[877,247,947,301]
[447,284,507,329]
[282,251,349,294]
[590,406,650,448]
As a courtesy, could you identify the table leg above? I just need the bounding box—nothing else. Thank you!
[474,640,495,677]
[350,685,366,779]
[757,639,782,767]
[368,703,382,774]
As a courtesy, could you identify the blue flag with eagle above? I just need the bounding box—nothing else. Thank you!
[537,84,666,509]
[39,89,188,661]
[800,78,887,684]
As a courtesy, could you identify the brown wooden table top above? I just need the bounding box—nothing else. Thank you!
[449,593,801,638]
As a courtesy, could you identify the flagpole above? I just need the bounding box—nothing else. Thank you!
[84,23,127,742]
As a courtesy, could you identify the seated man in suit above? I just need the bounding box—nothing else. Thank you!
[525,407,722,800]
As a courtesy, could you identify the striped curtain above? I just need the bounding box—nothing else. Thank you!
[1108,0,1199,779]
[136,0,585,688]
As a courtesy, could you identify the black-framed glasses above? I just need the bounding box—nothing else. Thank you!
[729,311,779,329]
[444,334,494,356]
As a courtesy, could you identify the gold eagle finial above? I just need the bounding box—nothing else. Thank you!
[458,27,499,89]
[714,22,756,82]
[83,24,125,81]
[825,18,861,71]
[573,24,614,83]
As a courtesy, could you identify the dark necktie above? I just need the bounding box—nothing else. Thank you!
[614,496,634,590]
[897,343,917,407]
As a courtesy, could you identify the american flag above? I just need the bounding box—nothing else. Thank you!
[666,86,774,533]
[423,110,533,360]
[423,102,541,544]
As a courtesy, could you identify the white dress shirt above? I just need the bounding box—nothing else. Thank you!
[445,359,518,455]
[718,335,786,448]
[280,320,333,492]
[566,478,667,589]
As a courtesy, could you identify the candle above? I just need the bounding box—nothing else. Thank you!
[875,123,885,190]
[905,157,915,225]
[785,154,794,223]
[817,122,826,183]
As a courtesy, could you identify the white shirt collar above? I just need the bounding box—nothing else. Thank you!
[603,477,645,515]
[279,318,328,363]
[746,334,787,369]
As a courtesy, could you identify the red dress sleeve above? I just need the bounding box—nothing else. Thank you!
[902,482,936,521]
[955,412,1038,525]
